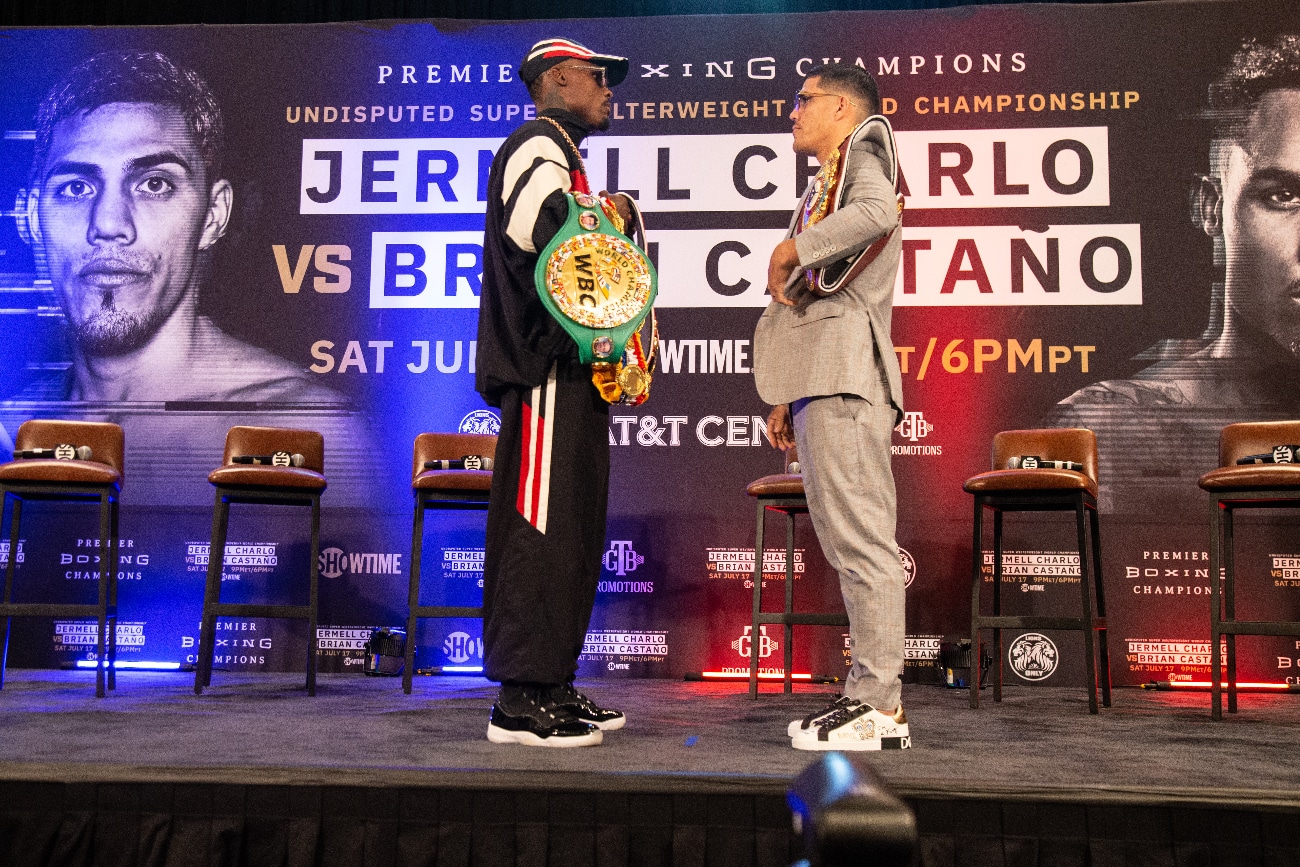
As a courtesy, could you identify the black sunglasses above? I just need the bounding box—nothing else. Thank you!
[556,63,608,88]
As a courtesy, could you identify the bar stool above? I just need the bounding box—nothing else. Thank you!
[964,428,1111,713]
[403,432,495,693]
[1198,420,1300,719]
[194,426,325,696]
[0,420,124,697]
[745,447,849,698]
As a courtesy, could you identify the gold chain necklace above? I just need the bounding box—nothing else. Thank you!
[539,116,588,182]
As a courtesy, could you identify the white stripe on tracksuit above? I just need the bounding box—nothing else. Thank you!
[518,362,558,533]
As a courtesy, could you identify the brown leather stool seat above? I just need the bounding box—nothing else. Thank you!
[0,420,124,697]
[194,426,326,696]
[745,447,849,698]
[1198,421,1300,719]
[403,433,495,693]
[964,428,1111,713]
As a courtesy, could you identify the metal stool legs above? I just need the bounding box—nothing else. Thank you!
[194,488,320,696]
[0,486,119,697]
[403,491,486,694]
[99,490,120,695]
[0,493,20,692]
[749,495,848,698]
[1089,502,1111,709]
[403,491,426,695]
[970,491,1110,713]
[750,498,800,697]
[1207,492,1292,721]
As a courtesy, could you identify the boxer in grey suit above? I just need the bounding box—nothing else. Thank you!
[753,63,911,751]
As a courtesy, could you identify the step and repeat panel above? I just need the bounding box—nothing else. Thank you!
[0,0,1297,687]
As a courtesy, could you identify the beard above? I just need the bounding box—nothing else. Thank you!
[72,292,165,356]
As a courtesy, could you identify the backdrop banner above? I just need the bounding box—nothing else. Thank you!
[1,0,1297,688]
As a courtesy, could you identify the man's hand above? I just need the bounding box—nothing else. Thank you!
[767,238,801,306]
[766,403,795,451]
[600,190,636,229]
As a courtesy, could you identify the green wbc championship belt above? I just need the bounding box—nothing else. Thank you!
[535,192,657,365]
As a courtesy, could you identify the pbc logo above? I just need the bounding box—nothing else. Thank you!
[459,410,501,436]
[603,540,644,576]
[895,411,933,442]
[443,631,483,664]
[1009,632,1059,681]
[732,625,778,659]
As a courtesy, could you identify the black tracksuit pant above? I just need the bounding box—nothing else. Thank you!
[482,358,610,685]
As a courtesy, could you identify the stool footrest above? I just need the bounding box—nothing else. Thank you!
[974,615,1105,631]
[207,603,313,620]
[756,612,849,627]
[1215,620,1300,637]
[417,497,490,509]
[0,603,112,618]
[411,605,483,619]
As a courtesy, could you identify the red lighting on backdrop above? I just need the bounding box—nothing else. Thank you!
[1142,680,1298,692]
[700,671,814,681]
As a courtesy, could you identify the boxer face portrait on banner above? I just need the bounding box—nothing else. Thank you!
[1196,86,1300,360]
[27,100,231,358]
[1040,35,1300,517]
[13,50,343,404]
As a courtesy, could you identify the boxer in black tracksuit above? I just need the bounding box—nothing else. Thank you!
[475,38,631,747]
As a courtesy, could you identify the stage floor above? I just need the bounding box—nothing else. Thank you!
[2,670,1299,809]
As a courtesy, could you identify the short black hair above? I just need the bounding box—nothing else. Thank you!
[32,50,225,186]
[804,63,881,116]
[1208,34,1300,140]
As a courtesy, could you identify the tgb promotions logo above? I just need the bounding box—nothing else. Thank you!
[603,540,644,576]
[732,625,778,659]
[895,411,933,442]
[893,411,941,456]
[1008,632,1059,681]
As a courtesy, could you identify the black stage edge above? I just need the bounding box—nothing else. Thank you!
[3,672,1300,866]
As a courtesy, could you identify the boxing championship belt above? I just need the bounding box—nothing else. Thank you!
[801,114,905,296]
[535,191,659,405]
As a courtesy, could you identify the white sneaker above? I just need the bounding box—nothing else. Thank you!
[787,696,860,738]
[791,701,910,751]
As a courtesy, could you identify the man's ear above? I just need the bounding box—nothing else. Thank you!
[199,178,232,250]
[1192,174,1222,237]
[15,188,39,247]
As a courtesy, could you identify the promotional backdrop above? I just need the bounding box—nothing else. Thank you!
[2,0,1296,688]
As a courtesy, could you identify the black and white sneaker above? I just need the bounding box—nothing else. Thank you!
[548,683,626,731]
[787,696,860,738]
[486,687,603,748]
[791,701,910,751]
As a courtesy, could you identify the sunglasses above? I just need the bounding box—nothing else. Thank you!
[556,63,608,88]
[792,90,853,111]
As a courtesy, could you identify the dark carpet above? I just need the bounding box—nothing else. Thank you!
[2,671,1298,808]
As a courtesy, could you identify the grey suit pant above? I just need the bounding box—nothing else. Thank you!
[791,393,905,710]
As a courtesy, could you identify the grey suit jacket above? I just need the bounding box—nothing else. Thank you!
[753,125,905,424]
